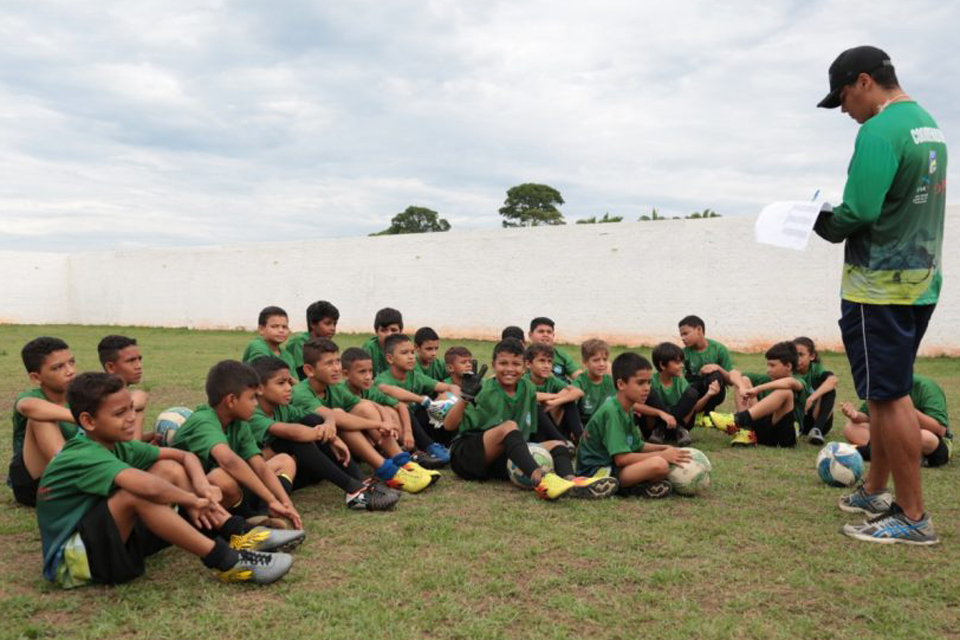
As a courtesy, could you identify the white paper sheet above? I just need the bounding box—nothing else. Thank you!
[754,201,827,251]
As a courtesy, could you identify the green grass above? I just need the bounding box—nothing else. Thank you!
[1,324,959,640]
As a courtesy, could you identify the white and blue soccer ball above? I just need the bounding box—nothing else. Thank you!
[816,442,864,487]
[153,406,192,446]
[426,392,459,429]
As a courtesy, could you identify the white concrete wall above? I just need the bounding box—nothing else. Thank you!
[3,206,959,354]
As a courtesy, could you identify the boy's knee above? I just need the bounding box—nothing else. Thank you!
[271,453,296,474]
[651,457,670,477]
[499,421,518,432]
[149,459,187,484]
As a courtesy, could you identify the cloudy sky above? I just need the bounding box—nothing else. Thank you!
[0,1,956,251]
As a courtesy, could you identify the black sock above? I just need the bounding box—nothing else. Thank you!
[278,475,294,497]
[735,411,755,428]
[202,536,240,571]
[503,430,539,476]
[218,515,248,539]
[549,445,575,478]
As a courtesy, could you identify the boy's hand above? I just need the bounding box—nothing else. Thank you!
[330,437,351,466]
[401,431,415,450]
[315,422,336,443]
[805,396,816,413]
[379,423,399,440]
[268,500,303,529]
[661,447,692,465]
[460,361,487,403]
[840,402,867,423]
[742,386,759,399]
[661,412,677,428]
[706,380,721,396]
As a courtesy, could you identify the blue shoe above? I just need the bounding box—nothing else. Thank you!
[425,443,450,465]
[838,484,892,516]
[841,503,939,546]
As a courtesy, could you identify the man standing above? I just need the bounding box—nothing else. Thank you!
[814,46,947,545]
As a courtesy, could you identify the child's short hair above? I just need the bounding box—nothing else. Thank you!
[341,347,371,370]
[249,356,290,382]
[651,342,684,372]
[501,326,525,342]
[765,341,799,371]
[612,352,653,384]
[581,338,609,361]
[258,306,288,326]
[524,343,554,362]
[678,315,705,331]
[792,336,820,362]
[302,338,339,367]
[444,346,472,365]
[206,360,260,407]
[529,317,554,332]
[374,307,403,331]
[67,372,126,425]
[21,337,69,374]
[97,335,137,366]
[384,333,411,355]
[493,338,525,360]
[414,327,439,346]
[306,300,340,326]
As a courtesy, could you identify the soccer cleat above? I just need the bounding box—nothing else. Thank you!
[385,465,433,494]
[693,413,714,429]
[412,449,445,470]
[838,484,893,516]
[346,484,400,511]
[621,479,672,499]
[709,412,738,435]
[568,475,619,499]
[404,461,441,485]
[807,427,825,446]
[425,442,451,465]
[730,429,757,447]
[841,503,939,546]
[675,426,692,447]
[647,426,666,445]
[534,472,575,500]
[228,526,305,553]
[214,549,293,584]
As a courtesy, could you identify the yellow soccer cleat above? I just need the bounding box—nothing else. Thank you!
[730,429,758,447]
[386,465,433,494]
[534,472,575,500]
[694,412,715,429]
[404,461,441,486]
[214,549,292,585]
[228,526,305,552]
[709,411,739,435]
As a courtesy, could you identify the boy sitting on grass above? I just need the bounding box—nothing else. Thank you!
[287,300,339,380]
[678,315,735,425]
[98,335,149,441]
[528,317,582,381]
[8,337,78,507]
[248,357,399,511]
[710,342,807,448]
[576,353,691,498]
[38,372,293,587]
[172,360,305,531]
[292,338,437,493]
[362,307,403,376]
[443,338,618,500]
[414,327,448,381]
[523,343,584,443]
[842,374,951,468]
[572,339,616,425]
[242,306,296,370]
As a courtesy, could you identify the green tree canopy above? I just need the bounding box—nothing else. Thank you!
[499,183,565,227]
[371,206,451,236]
[577,213,623,224]
[686,208,721,219]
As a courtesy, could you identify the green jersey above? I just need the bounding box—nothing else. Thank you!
[241,336,296,371]
[573,373,616,421]
[11,388,77,459]
[459,377,538,441]
[860,374,950,438]
[797,361,833,392]
[171,405,261,472]
[551,347,580,381]
[415,357,447,382]
[37,434,159,583]
[683,340,733,384]
[815,101,946,305]
[290,379,360,413]
[745,373,811,427]
[576,396,644,473]
[522,372,568,394]
[285,332,311,379]
[375,369,438,409]
[651,373,690,409]
[361,337,389,376]
[248,404,312,447]
[349,383,399,407]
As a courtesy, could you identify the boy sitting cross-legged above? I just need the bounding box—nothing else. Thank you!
[38,372,292,588]
[572,339,616,426]
[442,338,618,500]
[291,337,438,493]
[523,343,585,443]
[249,357,399,511]
[242,306,297,370]
[287,300,339,380]
[414,327,448,381]
[8,337,78,507]
[362,307,403,376]
[576,353,692,498]
[98,335,149,441]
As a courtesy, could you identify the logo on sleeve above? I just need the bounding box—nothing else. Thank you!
[929,150,938,174]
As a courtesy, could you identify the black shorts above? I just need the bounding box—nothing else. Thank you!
[839,301,935,401]
[77,498,170,585]
[449,433,509,481]
[925,436,950,468]
[8,453,39,507]
[752,413,797,448]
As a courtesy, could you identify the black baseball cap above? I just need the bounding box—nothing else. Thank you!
[817,46,893,109]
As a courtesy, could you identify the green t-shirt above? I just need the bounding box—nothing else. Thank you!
[573,373,616,420]
[375,369,439,408]
[745,373,811,427]
[37,434,159,582]
[171,405,261,472]
[290,379,360,414]
[576,396,644,473]
[860,374,950,438]
[11,388,78,459]
[241,336,297,371]
[248,404,312,448]
[814,101,946,305]
[651,373,690,409]
[415,357,447,382]
[285,332,311,379]
[350,383,399,407]
[361,337,390,376]
[683,339,733,384]
[797,361,833,392]
[523,372,568,394]
[551,347,579,381]
[459,377,538,441]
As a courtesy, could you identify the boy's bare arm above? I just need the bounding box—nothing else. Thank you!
[16,397,75,424]
[443,398,468,431]
[434,381,462,396]
[545,386,583,409]
[331,407,384,432]
[114,467,207,508]
[269,421,325,443]
[27,420,67,461]
[750,377,803,395]
[155,448,221,502]
[916,411,948,437]
[210,443,277,505]
[808,374,839,402]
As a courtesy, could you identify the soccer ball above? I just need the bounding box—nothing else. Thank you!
[426,392,458,429]
[816,442,864,487]
[667,447,712,496]
[153,406,192,446]
[506,443,555,489]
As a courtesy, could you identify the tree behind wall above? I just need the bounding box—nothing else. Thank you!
[499,183,566,227]
[576,213,624,224]
[371,206,451,235]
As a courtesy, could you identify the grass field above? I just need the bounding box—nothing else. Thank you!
[1,324,958,640]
